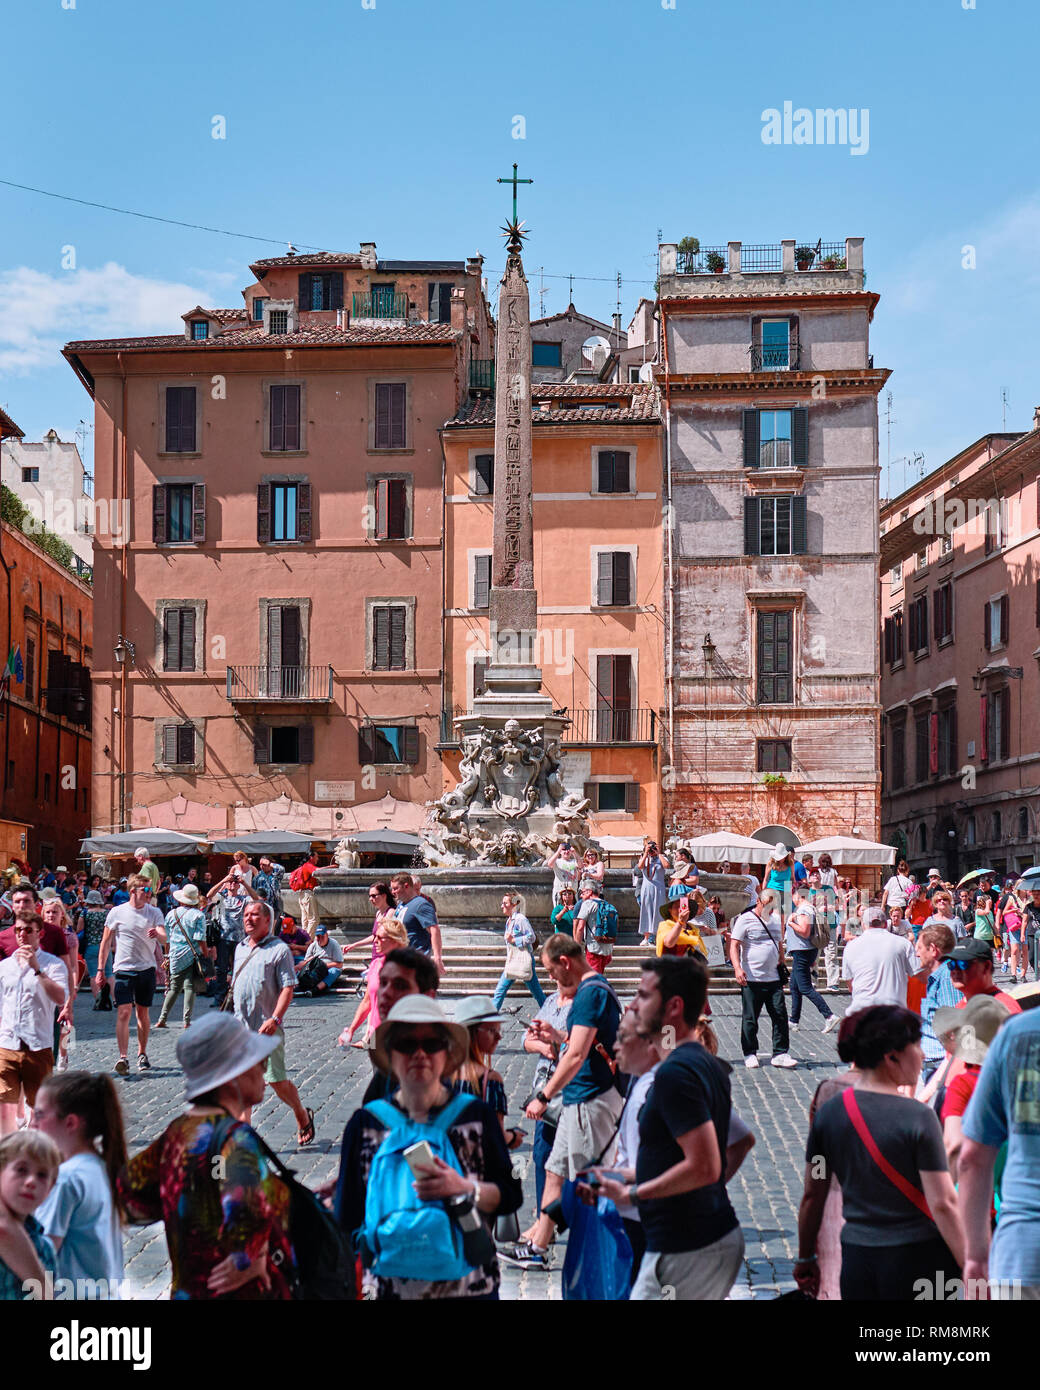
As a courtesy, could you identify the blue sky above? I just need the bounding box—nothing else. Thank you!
[2,0,1038,496]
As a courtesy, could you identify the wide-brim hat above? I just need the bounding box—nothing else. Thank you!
[85,890,104,905]
[173,884,201,907]
[371,996,469,1075]
[931,994,1009,1064]
[56,866,68,874]
[38,888,59,902]
[176,1013,278,1101]
[769,842,790,861]
[453,995,506,1029]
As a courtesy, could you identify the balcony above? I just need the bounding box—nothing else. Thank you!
[469,359,495,393]
[438,706,658,746]
[661,238,865,300]
[750,341,802,371]
[351,291,408,321]
[226,665,334,704]
[675,246,728,275]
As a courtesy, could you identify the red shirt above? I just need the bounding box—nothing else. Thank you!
[0,922,69,959]
[955,986,1021,1014]
[940,1065,981,1122]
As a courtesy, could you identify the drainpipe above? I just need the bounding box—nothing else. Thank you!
[117,353,129,832]
[660,302,675,775]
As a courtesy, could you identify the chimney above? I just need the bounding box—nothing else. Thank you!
[450,287,467,335]
[466,254,484,277]
[612,311,622,340]
[1033,406,1040,432]
[359,242,377,269]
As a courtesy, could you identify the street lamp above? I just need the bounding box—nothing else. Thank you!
[702,633,717,668]
[114,634,136,668]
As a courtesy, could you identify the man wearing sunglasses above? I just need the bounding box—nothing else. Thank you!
[944,939,1022,1015]
[0,914,68,1135]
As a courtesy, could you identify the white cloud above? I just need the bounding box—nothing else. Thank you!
[0,262,235,373]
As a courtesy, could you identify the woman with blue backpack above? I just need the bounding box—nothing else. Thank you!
[334,996,523,1300]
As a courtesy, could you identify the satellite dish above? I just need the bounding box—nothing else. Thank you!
[638,361,655,383]
[581,334,611,369]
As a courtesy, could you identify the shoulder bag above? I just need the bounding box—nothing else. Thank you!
[759,914,789,988]
[841,1088,933,1220]
[173,909,205,981]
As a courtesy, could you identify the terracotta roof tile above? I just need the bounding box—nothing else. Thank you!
[64,322,459,353]
[207,308,248,323]
[0,405,23,438]
[448,382,659,427]
[249,251,362,270]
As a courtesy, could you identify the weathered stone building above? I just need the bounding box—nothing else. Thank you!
[657,237,888,848]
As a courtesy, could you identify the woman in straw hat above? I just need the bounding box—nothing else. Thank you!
[333,996,522,1300]
[154,882,211,1031]
[118,1013,295,1299]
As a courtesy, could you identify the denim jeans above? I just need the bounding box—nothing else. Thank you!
[740,980,790,1057]
[214,937,237,998]
[491,965,546,1012]
[788,948,833,1023]
[156,964,199,1026]
[533,1118,555,1216]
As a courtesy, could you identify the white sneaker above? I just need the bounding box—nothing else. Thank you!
[744,1055,760,1069]
[789,1021,800,1031]
[771,1053,798,1068]
[823,1015,840,1034]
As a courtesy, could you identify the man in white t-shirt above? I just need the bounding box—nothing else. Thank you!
[95,875,167,1076]
[841,905,923,1014]
[729,890,797,1068]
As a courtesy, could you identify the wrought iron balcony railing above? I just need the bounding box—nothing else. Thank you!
[438,706,657,746]
[226,665,334,702]
[750,341,802,371]
[469,359,495,392]
[351,291,408,320]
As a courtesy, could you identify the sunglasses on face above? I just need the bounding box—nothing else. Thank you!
[392,1036,449,1056]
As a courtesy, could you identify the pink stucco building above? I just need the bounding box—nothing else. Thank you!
[880,420,1040,879]
[64,245,492,840]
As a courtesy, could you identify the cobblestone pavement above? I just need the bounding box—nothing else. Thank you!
[67,981,848,1300]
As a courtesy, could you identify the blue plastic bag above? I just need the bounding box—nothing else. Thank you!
[560,1179,634,1301]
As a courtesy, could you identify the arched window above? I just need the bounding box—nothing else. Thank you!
[1018,806,1030,840]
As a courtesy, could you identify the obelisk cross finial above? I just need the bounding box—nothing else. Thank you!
[497,162,533,254]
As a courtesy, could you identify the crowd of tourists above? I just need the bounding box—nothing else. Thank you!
[1,842,1039,1304]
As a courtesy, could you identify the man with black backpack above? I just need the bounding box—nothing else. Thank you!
[574,878,618,975]
[513,934,624,1269]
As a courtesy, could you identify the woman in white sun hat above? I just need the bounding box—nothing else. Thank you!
[764,843,796,905]
[453,995,525,1150]
[155,882,211,1030]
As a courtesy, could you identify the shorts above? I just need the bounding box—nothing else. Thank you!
[113,967,157,1008]
[545,1088,625,1181]
[264,1036,288,1084]
[0,1045,54,1105]
[585,949,611,974]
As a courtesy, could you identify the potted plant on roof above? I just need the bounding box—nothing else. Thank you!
[795,246,815,271]
[820,252,841,270]
[706,250,726,274]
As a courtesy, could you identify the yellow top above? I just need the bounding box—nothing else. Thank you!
[655,918,707,958]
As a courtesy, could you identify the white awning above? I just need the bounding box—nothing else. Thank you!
[798,835,897,867]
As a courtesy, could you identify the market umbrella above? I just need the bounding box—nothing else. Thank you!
[209,831,318,857]
[796,835,897,867]
[956,867,997,889]
[679,833,773,865]
[79,828,209,857]
[1014,867,1040,889]
[352,830,421,855]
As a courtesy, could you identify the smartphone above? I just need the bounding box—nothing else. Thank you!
[403,1140,436,1178]
[680,894,690,911]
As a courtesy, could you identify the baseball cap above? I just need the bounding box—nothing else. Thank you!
[943,938,993,967]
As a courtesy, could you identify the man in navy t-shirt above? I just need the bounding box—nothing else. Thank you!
[597,955,744,1300]
[510,934,624,1269]
[390,873,443,973]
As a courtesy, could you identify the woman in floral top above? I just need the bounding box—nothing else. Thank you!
[118,1014,295,1300]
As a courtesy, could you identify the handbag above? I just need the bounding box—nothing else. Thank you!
[173,910,206,981]
[504,944,533,981]
[220,948,252,1013]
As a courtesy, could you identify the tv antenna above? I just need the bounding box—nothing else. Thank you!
[883,391,896,499]
[1001,388,1009,430]
[537,265,547,318]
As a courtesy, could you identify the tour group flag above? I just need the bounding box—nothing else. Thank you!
[13,646,23,684]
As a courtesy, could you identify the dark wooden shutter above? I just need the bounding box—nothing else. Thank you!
[474,454,494,495]
[920,596,929,649]
[979,695,988,761]
[933,588,942,641]
[929,712,939,775]
[389,606,406,669]
[257,483,271,543]
[297,724,314,764]
[388,479,406,538]
[614,451,631,491]
[1000,594,1009,645]
[270,384,285,450]
[375,383,391,448]
[401,726,420,764]
[330,273,344,311]
[284,386,301,450]
[583,781,598,811]
[152,485,167,543]
[612,552,631,606]
[253,724,270,764]
[743,410,760,469]
[757,610,793,703]
[373,607,389,668]
[280,606,301,668]
[624,783,640,813]
[792,407,809,467]
[743,497,760,555]
[162,610,176,670]
[298,272,312,310]
[162,724,179,765]
[1000,688,1011,759]
[192,483,206,541]
[908,601,917,653]
[165,386,196,452]
[598,451,613,493]
[176,724,196,764]
[984,601,992,651]
[473,554,491,609]
[883,617,893,665]
[791,495,808,553]
[597,552,613,606]
[389,383,406,449]
[179,607,196,671]
[358,727,375,763]
[297,482,312,541]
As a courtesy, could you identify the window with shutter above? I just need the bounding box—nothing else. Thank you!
[297,482,312,541]
[372,605,408,670]
[892,610,904,664]
[890,722,905,790]
[583,781,598,811]
[595,552,632,606]
[270,385,301,451]
[473,454,494,495]
[25,639,35,704]
[298,273,312,310]
[297,725,314,764]
[165,387,196,453]
[163,607,197,673]
[742,410,760,469]
[358,727,375,764]
[1000,594,1009,646]
[473,554,491,609]
[595,655,633,741]
[979,694,989,762]
[597,451,631,493]
[884,617,893,666]
[253,724,270,764]
[162,724,179,765]
[757,739,792,772]
[915,714,930,782]
[192,483,206,541]
[472,658,487,700]
[756,610,793,703]
[624,783,640,813]
[257,483,271,543]
[271,483,298,542]
[389,606,406,669]
[374,479,407,539]
[401,726,420,764]
[176,724,196,764]
[374,383,407,449]
[744,497,761,556]
[791,495,807,554]
[152,485,167,544]
[791,408,809,467]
